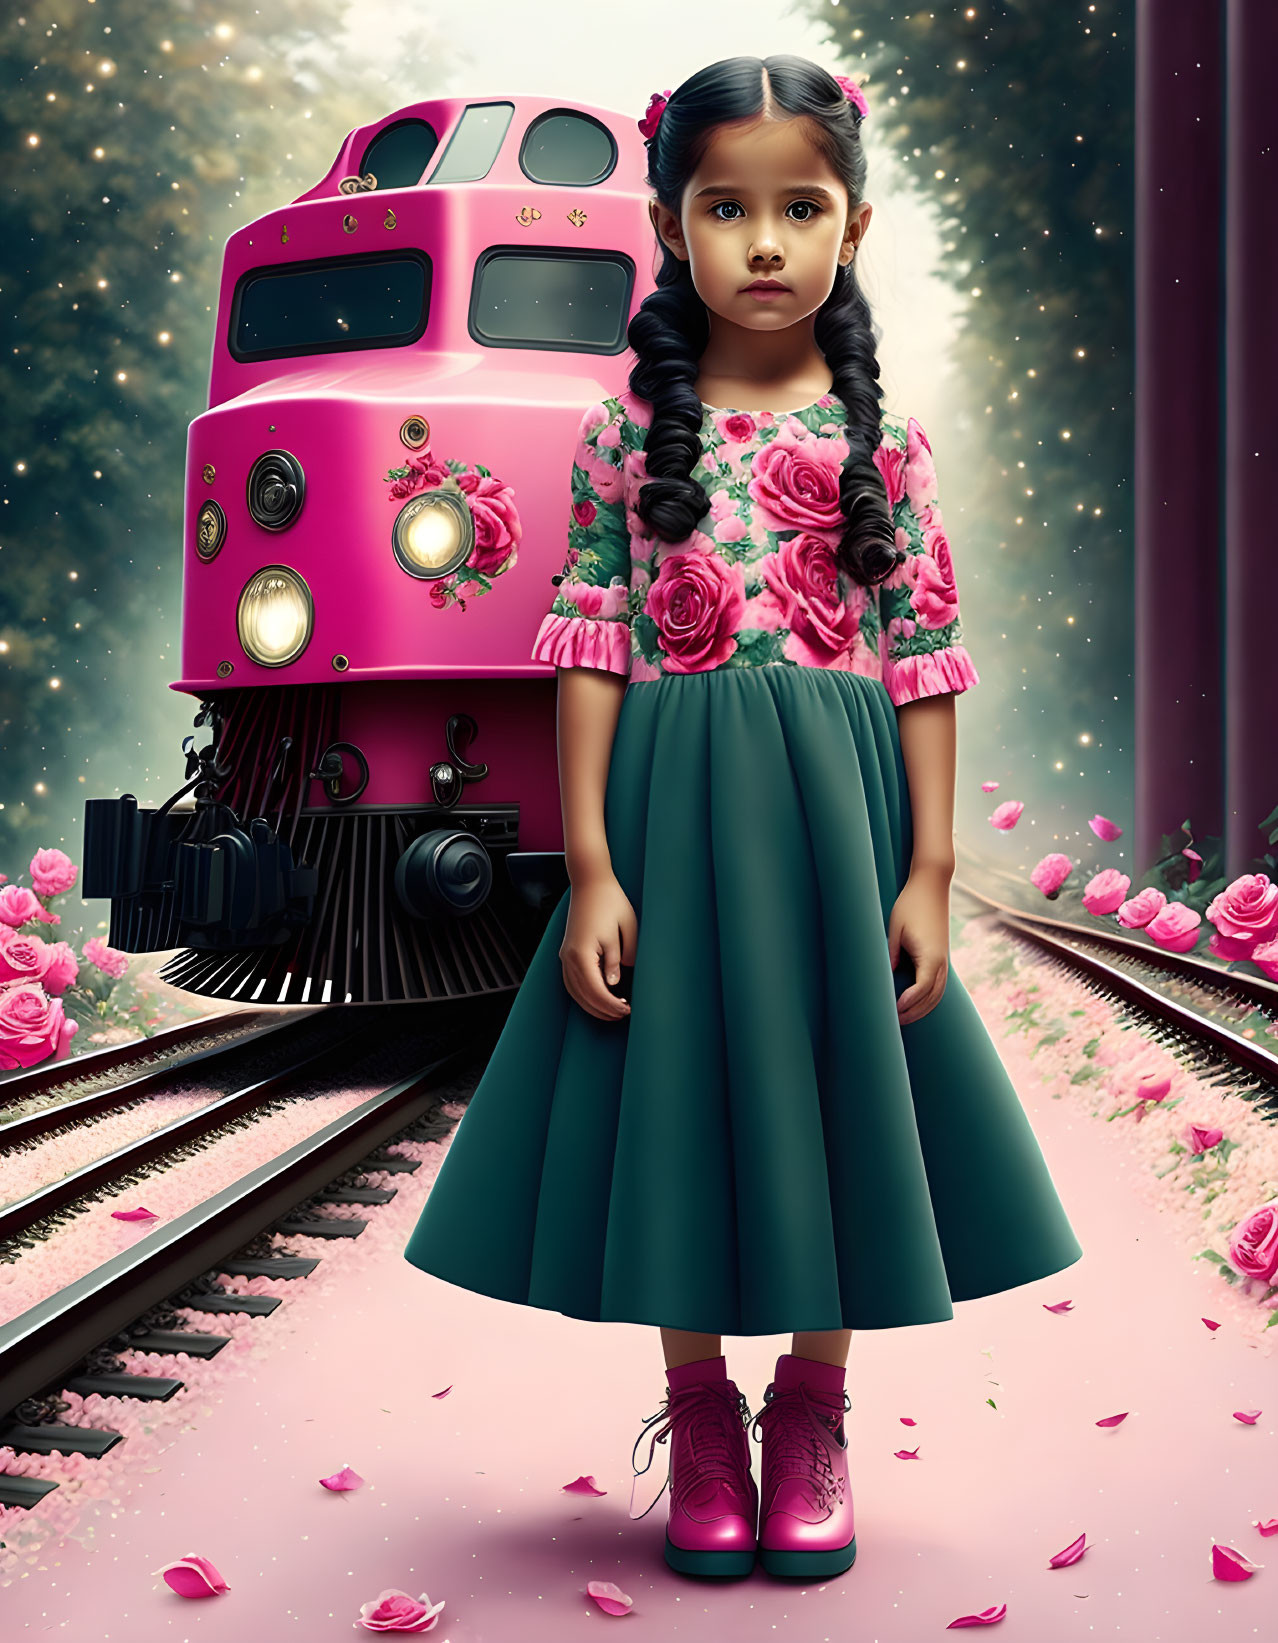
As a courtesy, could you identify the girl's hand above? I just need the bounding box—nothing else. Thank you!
[888,864,952,1025]
[560,870,638,1022]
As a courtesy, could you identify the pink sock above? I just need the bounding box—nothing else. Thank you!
[665,1354,727,1391]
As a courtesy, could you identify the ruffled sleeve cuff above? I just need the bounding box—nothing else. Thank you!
[884,643,980,706]
[531,611,632,678]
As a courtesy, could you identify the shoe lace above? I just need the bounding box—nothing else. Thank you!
[750,1381,851,1515]
[628,1381,753,1522]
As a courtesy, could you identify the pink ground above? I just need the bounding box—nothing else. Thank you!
[1,926,1273,1641]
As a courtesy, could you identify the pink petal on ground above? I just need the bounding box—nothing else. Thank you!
[893,1447,921,1459]
[1202,1318,1220,1331]
[1136,1074,1172,1102]
[1232,1409,1262,1424]
[1256,1519,1278,1536]
[1048,1532,1088,1568]
[152,1554,231,1598]
[945,1603,1008,1627]
[431,1385,452,1398]
[112,1205,160,1222]
[981,781,1000,792]
[1088,814,1124,841]
[319,1464,365,1491]
[562,1475,608,1495]
[1095,1412,1129,1427]
[1043,1300,1075,1313]
[1212,1543,1263,1581]
[899,1416,917,1425]
[586,1579,634,1616]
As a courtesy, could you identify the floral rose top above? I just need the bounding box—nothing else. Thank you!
[529,387,980,707]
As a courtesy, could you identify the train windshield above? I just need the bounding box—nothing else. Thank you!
[470,250,632,353]
[229,250,431,361]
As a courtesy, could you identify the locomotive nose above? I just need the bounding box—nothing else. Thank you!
[394,828,494,919]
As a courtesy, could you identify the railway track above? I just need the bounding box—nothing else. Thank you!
[953,877,1278,1122]
[0,997,505,1511]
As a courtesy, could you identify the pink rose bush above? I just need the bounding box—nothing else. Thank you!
[0,844,169,1073]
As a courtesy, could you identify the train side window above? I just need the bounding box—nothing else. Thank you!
[229,250,432,361]
[427,103,515,184]
[357,119,439,189]
[519,110,617,186]
[469,249,633,354]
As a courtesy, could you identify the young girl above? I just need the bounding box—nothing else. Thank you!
[403,55,1082,1585]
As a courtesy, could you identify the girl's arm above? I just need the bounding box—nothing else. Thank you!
[895,692,957,877]
[556,667,626,885]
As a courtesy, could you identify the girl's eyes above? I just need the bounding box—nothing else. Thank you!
[709,200,823,223]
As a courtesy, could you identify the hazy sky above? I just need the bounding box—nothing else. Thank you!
[334,0,966,431]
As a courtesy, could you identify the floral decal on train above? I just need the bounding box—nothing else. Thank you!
[384,445,522,609]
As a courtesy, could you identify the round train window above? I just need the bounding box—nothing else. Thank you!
[358,119,439,190]
[519,111,616,186]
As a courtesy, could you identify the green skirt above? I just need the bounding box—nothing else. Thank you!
[403,666,1082,1335]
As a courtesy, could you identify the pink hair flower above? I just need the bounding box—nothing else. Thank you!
[833,73,870,121]
[638,90,672,142]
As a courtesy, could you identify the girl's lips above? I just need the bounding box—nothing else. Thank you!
[743,282,790,292]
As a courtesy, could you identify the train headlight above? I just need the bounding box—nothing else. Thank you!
[392,482,474,579]
[236,565,313,666]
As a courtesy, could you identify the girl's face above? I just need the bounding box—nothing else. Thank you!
[650,114,870,336]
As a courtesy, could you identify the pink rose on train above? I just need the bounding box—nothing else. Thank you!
[1205,872,1278,962]
[872,439,908,508]
[0,932,56,988]
[905,526,960,629]
[0,884,44,928]
[0,980,78,1070]
[387,449,449,501]
[1030,853,1073,897]
[747,423,849,535]
[454,471,521,574]
[758,533,868,668]
[1227,1203,1278,1284]
[1145,900,1202,952]
[990,800,1024,830]
[29,847,78,898]
[646,549,747,672]
[1117,886,1166,928]
[1082,868,1130,915]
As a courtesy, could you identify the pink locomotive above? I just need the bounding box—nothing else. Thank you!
[82,96,656,1007]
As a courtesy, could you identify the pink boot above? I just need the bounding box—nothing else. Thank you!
[628,1355,758,1577]
[752,1352,856,1578]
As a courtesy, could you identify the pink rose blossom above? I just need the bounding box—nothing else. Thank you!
[1205,872,1278,962]
[905,529,961,629]
[1187,1123,1223,1154]
[387,448,450,501]
[29,846,78,897]
[454,471,521,575]
[1228,1203,1278,1283]
[833,72,870,120]
[558,575,629,620]
[1145,900,1202,952]
[1117,886,1166,928]
[83,935,130,979]
[1030,853,1072,896]
[747,423,849,535]
[872,439,908,508]
[757,532,869,667]
[990,800,1025,831]
[646,549,747,672]
[1250,937,1278,981]
[0,932,55,988]
[356,1587,445,1633]
[571,498,596,527]
[1082,868,1131,915]
[0,884,44,928]
[38,940,78,995]
[0,980,78,1070]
